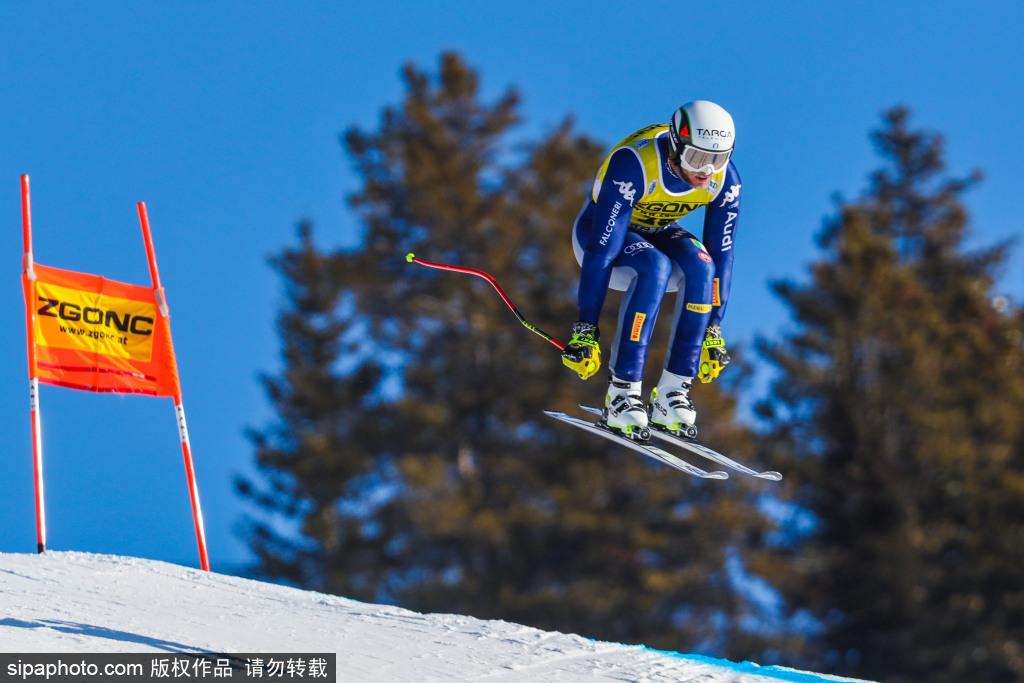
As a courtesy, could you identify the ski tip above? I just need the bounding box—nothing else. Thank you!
[406,252,416,263]
[756,471,784,481]
[704,471,730,480]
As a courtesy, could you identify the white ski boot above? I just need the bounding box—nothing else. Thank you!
[650,370,698,439]
[603,376,650,440]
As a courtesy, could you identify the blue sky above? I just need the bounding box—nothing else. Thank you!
[1,2,1022,571]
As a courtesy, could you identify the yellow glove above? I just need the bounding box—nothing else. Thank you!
[698,324,731,383]
[561,321,601,380]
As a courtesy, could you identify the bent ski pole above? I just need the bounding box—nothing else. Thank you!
[405,253,565,351]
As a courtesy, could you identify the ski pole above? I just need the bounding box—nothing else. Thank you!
[405,253,565,351]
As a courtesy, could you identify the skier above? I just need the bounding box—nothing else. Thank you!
[561,100,741,440]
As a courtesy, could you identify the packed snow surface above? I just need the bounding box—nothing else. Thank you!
[0,552,874,682]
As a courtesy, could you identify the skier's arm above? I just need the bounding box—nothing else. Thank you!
[577,147,645,323]
[702,161,741,327]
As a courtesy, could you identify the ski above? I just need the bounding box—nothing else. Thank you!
[578,405,782,481]
[543,410,728,479]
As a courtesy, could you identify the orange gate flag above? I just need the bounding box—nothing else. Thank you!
[25,264,181,397]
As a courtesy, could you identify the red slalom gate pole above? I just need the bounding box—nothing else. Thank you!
[138,202,211,572]
[405,253,565,351]
[21,175,47,554]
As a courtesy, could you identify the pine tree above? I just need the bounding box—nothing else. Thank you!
[237,222,398,596]
[241,52,790,659]
[759,108,1024,681]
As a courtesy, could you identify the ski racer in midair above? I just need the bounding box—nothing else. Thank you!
[561,100,741,439]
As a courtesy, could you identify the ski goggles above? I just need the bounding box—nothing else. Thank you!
[678,144,732,175]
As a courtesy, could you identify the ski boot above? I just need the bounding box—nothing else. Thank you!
[602,376,650,440]
[649,371,698,440]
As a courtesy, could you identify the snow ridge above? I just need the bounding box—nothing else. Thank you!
[0,552,873,682]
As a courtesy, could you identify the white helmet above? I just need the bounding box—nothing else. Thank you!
[667,100,735,175]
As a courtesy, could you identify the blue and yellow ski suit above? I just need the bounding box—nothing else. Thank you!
[572,123,741,381]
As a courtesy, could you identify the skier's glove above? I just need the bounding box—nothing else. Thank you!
[562,321,601,380]
[698,324,731,383]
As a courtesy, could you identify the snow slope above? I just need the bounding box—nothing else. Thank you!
[0,552,873,682]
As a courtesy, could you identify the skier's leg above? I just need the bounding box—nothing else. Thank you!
[649,229,715,378]
[600,233,673,437]
[606,232,673,382]
[645,229,715,433]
